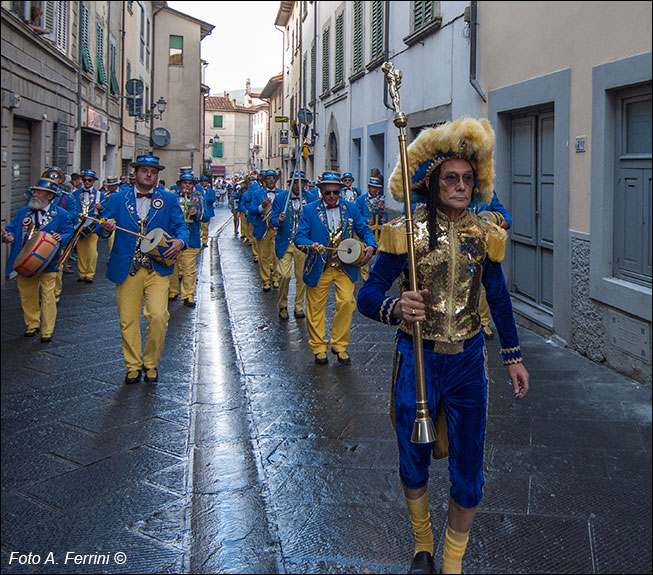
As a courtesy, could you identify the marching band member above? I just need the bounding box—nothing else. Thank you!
[249,169,281,291]
[199,175,215,247]
[270,170,318,320]
[357,118,529,575]
[168,170,203,307]
[2,178,74,342]
[103,176,121,254]
[294,171,376,365]
[340,172,362,203]
[239,175,261,261]
[227,183,240,236]
[73,169,105,283]
[98,155,188,384]
[357,175,389,281]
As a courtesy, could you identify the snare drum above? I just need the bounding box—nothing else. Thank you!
[141,228,175,266]
[337,238,366,266]
[13,231,60,277]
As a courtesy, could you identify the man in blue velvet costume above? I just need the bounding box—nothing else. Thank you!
[357,118,530,575]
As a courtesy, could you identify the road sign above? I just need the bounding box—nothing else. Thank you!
[279,129,289,147]
[151,127,171,147]
[275,116,288,122]
[298,108,313,125]
[125,78,144,96]
[127,96,143,117]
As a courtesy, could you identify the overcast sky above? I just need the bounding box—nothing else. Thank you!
[167,1,283,96]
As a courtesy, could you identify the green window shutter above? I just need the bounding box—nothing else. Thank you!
[413,1,434,31]
[370,1,384,62]
[352,1,363,73]
[302,52,307,105]
[169,35,183,65]
[311,43,316,102]
[213,115,223,128]
[96,23,107,85]
[334,13,344,85]
[212,141,223,158]
[80,4,94,74]
[126,60,131,81]
[322,26,330,94]
[109,43,119,94]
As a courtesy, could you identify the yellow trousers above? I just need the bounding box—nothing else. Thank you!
[107,230,115,254]
[305,267,356,354]
[115,267,170,372]
[17,271,58,337]
[54,268,63,301]
[277,243,307,312]
[479,288,491,327]
[168,248,200,302]
[242,219,259,259]
[76,233,98,280]
[201,221,209,245]
[255,232,278,287]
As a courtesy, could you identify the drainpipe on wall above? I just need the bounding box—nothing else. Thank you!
[469,1,487,102]
[275,23,285,179]
[76,3,83,171]
[150,4,164,153]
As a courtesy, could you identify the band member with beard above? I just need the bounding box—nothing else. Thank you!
[270,170,318,320]
[99,155,187,384]
[73,169,105,283]
[168,170,203,307]
[2,179,74,342]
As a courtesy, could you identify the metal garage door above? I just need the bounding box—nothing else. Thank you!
[12,118,32,218]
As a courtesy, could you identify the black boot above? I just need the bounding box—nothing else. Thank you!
[409,551,433,574]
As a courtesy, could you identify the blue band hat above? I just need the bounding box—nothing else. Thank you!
[317,171,343,186]
[261,169,278,178]
[41,167,65,185]
[247,175,258,181]
[200,175,209,181]
[177,171,197,183]
[287,170,306,183]
[130,155,165,171]
[342,173,354,180]
[106,176,120,185]
[30,178,61,197]
[388,117,495,205]
[368,176,383,188]
[80,169,98,180]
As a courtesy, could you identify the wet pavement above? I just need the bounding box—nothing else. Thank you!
[1,204,651,574]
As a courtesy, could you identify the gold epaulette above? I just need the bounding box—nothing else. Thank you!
[377,217,408,255]
[486,222,507,262]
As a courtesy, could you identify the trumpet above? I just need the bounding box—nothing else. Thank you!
[383,61,437,445]
[180,194,199,223]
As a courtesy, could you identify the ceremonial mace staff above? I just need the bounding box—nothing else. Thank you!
[382,61,437,444]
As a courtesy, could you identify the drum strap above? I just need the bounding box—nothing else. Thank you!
[129,220,154,275]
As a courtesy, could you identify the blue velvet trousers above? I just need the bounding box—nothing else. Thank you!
[393,331,488,509]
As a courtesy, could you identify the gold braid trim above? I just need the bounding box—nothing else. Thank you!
[377,219,408,255]
[503,357,524,365]
[500,346,521,354]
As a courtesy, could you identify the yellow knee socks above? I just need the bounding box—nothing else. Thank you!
[441,525,470,574]
[405,491,434,555]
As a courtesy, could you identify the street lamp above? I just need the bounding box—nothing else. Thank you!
[136,96,167,124]
[204,133,220,149]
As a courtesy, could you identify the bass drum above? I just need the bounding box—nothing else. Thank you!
[13,231,60,277]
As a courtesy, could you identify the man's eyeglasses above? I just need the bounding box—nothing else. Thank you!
[82,178,95,183]
[440,173,474,187]
[322,190,340,196]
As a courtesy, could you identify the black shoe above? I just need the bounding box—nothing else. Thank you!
[24,327,39,337]
[124,370,142,384]
[77,278,86,282]
[279,308,289,320]
[331,349,351,365]
[314,352,328,365]
[144,368,158,383]
[273,281,280,289]
[85,278,94,284]
[183,299,196,308]
[262,285,271,293]
[40,336,52,343]
[294,310,305,319]
[409,551,433,575]
[169,294,179,301]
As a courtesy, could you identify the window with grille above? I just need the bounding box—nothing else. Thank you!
[370,1,384,63]
[352,1,363,75]
[334,11,344,86]
[169,35,183,65]
[80,3,94,74]
[126,59,131,81]
[322,26,330,94]
[96,23,107,85]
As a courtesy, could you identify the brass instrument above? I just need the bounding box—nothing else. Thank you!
[180,194,199,224]
[382,61,437,445]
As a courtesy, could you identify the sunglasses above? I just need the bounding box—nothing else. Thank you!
[82,178,95,183]
[322,190,340,196]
